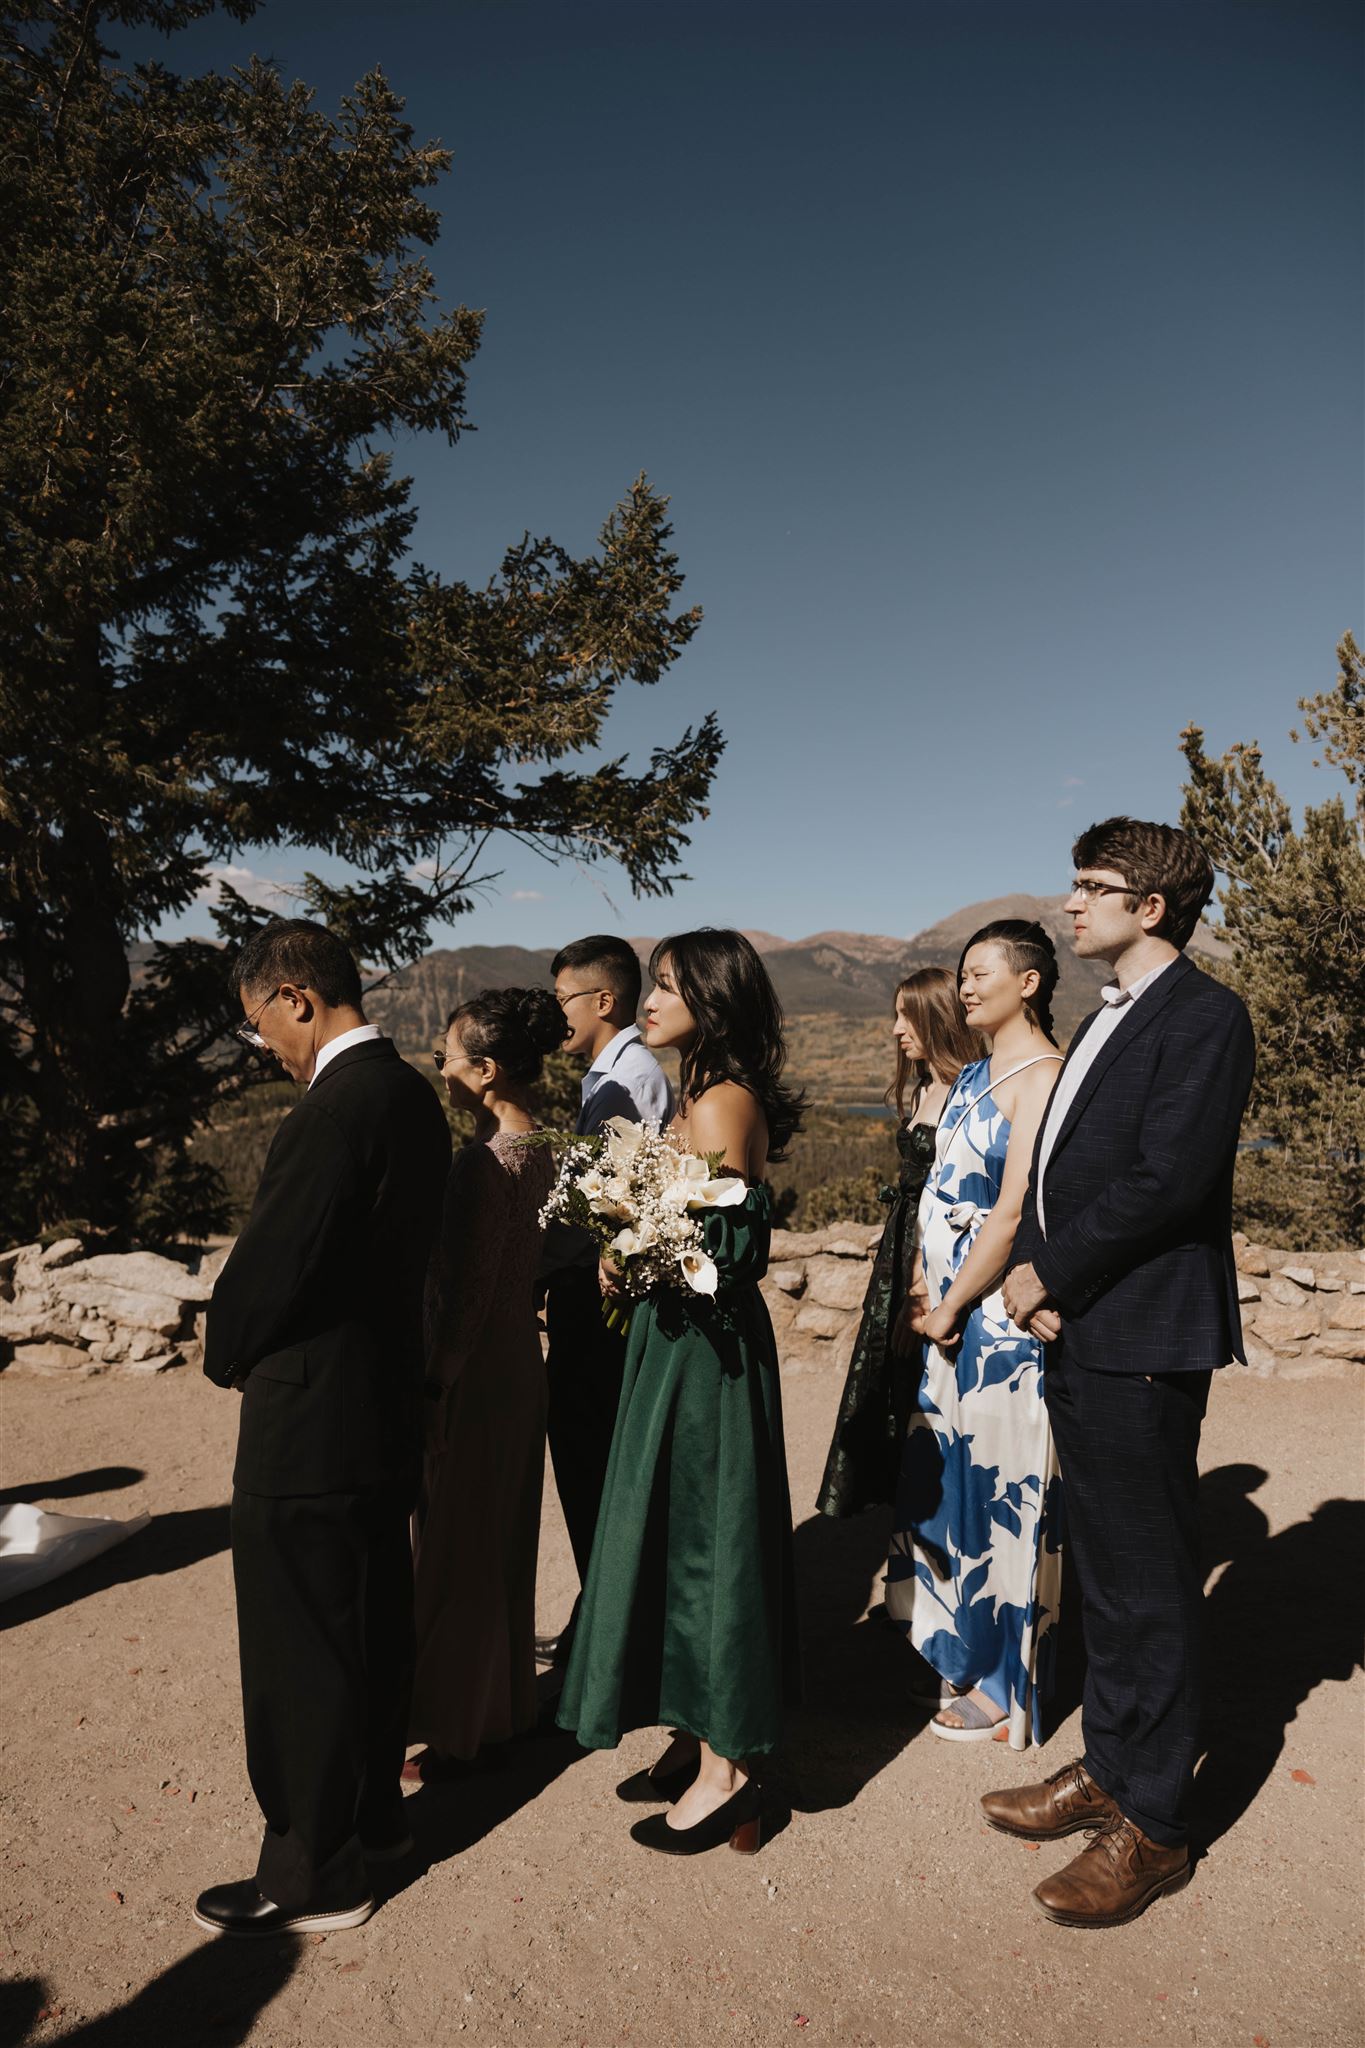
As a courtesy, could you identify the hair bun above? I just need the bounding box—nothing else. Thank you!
[512,986,571,1056]
[447,984,568,1084]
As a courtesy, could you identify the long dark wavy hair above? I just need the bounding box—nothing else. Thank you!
[649,928,805,1160]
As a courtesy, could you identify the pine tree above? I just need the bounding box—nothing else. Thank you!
[1180,633,1364,1246]
[0,1,719,1243]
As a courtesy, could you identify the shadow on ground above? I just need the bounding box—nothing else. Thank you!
[775,1461,1364,1841]
[1194,1462,1365,1850]
[0,1504,230,1632]
[778,1500,1089,1811]
[10,1938,298,2047]
[0,1466,145,1509]
[381,1722,585,1902]
[780,1504,924,1812]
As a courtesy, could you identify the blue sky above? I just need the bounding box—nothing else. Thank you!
[147,0,1363,948]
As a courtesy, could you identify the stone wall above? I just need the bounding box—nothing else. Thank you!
[0,1239,230,1378]
[760,1226,1365,1378]
[760,1224,885,1375]
[1231,1236,1365,1373]
[3,1227,1361,1382]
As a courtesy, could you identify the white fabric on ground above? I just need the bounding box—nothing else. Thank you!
[0,1501,150,1602]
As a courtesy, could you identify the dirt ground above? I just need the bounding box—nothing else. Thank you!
[1,1354,1361,2048]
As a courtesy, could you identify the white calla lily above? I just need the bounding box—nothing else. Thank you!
[603,1116,648,1170]
[686,1175,748,1211]
[610,1219,657,1259]
[679,1249,719,1295]
[670,1152,710,1184]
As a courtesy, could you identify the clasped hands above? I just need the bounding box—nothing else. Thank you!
[1001,1261,1061,1345]
[892,1261,1063,1353]
[891,1277,960,1355]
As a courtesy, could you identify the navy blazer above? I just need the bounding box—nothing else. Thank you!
[1009,954,1255,1374]
[204,1039,452,1495]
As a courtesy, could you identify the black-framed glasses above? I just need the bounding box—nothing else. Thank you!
[1069,878,1138,900]
[556,986,606,1011]
[236,987,283,1049]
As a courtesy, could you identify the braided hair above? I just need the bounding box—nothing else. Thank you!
[958,920,1059,1040]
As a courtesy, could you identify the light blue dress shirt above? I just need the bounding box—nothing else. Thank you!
[577,1024,674,1134]
[540,1026,675,1280]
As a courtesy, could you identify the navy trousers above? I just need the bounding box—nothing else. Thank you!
[1043,1345,1212,1845]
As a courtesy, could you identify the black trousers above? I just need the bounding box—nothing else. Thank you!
[231,1485,414,1910]
[545,1268,627,1596]
[1043,1345,1212,1846]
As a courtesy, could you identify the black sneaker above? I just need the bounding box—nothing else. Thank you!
[192,1878,375,1938]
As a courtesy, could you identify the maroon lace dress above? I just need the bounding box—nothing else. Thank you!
[411,1129,554,1759]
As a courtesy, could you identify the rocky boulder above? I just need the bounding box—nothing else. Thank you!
[0,1238,230,1378]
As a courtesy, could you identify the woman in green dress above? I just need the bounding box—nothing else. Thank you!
[817,969,982,1520]
[556,928,804,1856]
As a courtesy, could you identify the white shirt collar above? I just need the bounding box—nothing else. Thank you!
[1100,956,1178,1009]
[584,1023,642,1080]
[310,1023,384,1087]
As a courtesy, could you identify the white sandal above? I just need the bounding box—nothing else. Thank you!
[928,1692,1007,1743]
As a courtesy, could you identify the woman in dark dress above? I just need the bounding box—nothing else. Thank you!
[817,969,981,1518]
[556,930,805,1856]
[408,988,565,1779]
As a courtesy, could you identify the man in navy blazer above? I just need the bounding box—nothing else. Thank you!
[989,818,1254,1930]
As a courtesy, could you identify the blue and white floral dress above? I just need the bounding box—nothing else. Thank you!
[885,1055,1064,1749]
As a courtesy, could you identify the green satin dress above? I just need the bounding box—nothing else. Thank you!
[556,1186,800,1759]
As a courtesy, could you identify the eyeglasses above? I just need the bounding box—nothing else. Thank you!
[236,987,283,1049]
[556,987,606,1011]
[432,1048,478,1072]
[1069,878,1138,900]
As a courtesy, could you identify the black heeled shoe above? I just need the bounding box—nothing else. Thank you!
[615,1752,700,1804]
[629,1777,763,1855]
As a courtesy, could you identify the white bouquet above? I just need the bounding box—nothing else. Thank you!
[538,1116,748,1329]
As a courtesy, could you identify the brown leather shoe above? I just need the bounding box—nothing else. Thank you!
[1032,1817,1192,1928]
[980,1758,1121,1841]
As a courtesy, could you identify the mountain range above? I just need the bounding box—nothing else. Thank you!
[364,895,1227,1049]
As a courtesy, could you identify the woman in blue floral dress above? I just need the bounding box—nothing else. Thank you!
[886,921,1064,1749]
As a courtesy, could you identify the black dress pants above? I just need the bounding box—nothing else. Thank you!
[231,1485,414,1910]
[1043,1345,1212,1846]
[545,1267,627,1601]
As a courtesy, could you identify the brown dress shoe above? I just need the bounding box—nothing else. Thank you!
[1033,1817,1192,1928]
[980,1759,1121,1841]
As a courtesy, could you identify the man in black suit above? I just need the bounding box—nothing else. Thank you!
[194,921,451,1937]
[990,819,1254,1929]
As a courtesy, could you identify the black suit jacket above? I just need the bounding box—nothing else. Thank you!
[204,1039,452,1496]
[1009,954,1255,1374]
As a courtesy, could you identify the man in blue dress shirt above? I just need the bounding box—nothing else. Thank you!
[541,935,673,1668]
